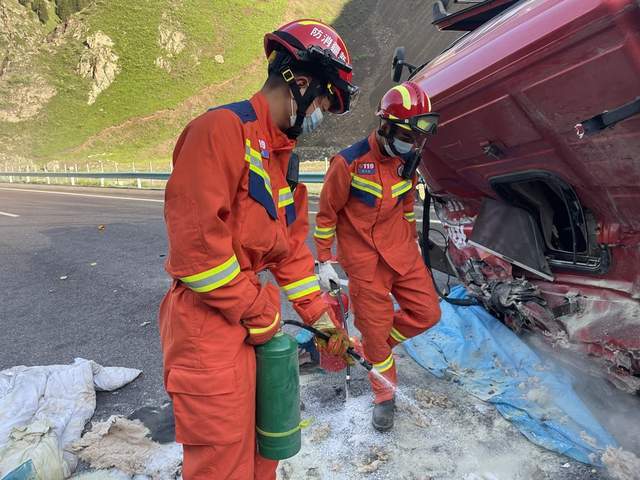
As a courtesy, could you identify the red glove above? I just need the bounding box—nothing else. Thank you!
[242,283,281,345]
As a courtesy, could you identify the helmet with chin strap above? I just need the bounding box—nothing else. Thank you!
[377,81,439,135]
[264,19,359,139]
[376,82,440,179]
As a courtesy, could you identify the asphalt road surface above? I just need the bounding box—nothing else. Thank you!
[3,183,639,480]
[0,183,446,422]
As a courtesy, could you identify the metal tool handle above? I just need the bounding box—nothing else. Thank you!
[329,279,351,389]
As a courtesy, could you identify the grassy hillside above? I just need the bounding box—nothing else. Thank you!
[0,0,348,168]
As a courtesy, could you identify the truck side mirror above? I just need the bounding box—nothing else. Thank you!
[392,47,406,82]
[392,46,417,83]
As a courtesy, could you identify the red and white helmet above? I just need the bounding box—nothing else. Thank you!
[264,19,358,114]
[377,81,439,135]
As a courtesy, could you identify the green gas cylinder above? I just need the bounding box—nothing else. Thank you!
[255,331,303,460]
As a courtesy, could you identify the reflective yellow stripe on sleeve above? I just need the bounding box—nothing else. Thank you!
[179,255,241,293]
[249,312,280,335]
[282,275,321,300]
[404,211,416,222]
[314,225,336,239]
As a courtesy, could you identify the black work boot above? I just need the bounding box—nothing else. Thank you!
[372,398,395,432]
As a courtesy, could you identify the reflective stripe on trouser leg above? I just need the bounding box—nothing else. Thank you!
[386,301,441,350]
[373,353,395,373]
[361,332,397,404]
[369,356,397,404]
[348,266,398,404]
[386,255,443,350]
[387,325,409,349]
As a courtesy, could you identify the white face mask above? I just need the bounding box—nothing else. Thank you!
[391,138,414,154]
[384,136,414,158]
[290,97,324,136]
[383,140,395,157]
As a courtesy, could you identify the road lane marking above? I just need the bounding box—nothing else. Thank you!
[0,188,442,222]
[0,211,19,218]
[0,187,164,203]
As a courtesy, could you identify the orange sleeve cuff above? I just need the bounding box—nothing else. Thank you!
[293,294,328,326]
[315,243,333,263]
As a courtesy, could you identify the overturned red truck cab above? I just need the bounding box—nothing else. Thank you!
[408,0,640,392]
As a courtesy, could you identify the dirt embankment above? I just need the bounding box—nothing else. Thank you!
[297,0,460,160]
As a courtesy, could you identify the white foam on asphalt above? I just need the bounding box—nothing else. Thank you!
[278,354,601,480]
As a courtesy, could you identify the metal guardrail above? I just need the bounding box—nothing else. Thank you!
[297,172,325,183]
[2,172,169,180]
[0,171,326,183]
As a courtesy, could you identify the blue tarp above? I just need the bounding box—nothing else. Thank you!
[404,285,618,466]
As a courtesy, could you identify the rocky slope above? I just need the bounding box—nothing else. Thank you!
[0,0,458,167]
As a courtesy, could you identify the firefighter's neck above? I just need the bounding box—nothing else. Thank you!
[261,83,292,132]
[375,129,392,158]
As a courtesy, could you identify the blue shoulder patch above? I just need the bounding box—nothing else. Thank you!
[339,137,370,165]
[209,100,257,124]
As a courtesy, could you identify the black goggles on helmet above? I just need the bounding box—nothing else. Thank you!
[298,45,352,73]
[325,80,359,114]
[386,113,440,135]
[298,46,359,114]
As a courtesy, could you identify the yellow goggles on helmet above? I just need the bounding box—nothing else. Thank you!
[387,113,440,135]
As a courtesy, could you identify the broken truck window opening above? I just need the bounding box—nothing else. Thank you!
[490,172,610,275]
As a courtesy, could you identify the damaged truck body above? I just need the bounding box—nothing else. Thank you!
[407,0,640,392]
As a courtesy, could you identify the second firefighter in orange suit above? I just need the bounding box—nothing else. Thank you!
[314,81,442,431]
[159,20,358,479]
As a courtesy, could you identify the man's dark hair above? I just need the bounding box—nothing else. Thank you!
[265,50,323,87]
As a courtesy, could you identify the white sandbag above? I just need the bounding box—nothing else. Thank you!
[0,359,142,477]
[87,361,141,393]
[0,420,67,479]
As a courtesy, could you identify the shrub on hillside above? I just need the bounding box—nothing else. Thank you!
[18,0,31,7]
[31,0,49,24]
[55,0,92,21]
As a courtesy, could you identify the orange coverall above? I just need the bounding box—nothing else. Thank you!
[314,132,441,403]
[159,92,328,479]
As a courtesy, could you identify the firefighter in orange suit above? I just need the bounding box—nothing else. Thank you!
[159,20,358,479]
[314,81,441,432]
